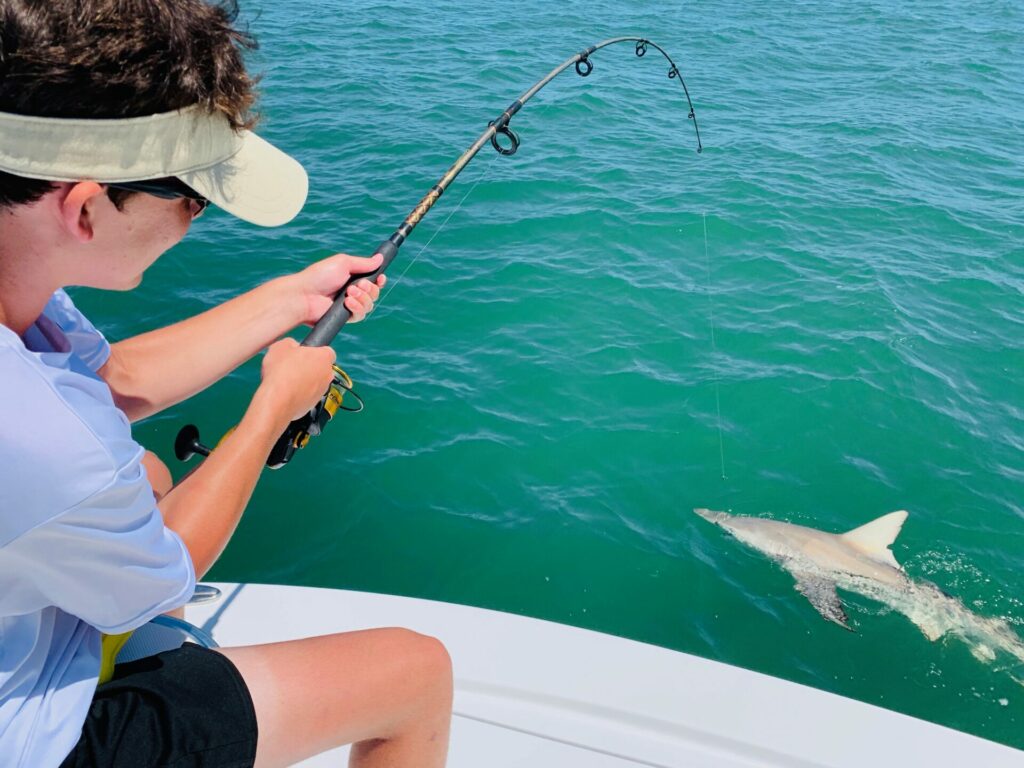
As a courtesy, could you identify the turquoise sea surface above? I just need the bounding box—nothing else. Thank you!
[73,0,1023,750]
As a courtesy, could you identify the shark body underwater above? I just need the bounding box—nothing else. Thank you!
[695,508,1024,676]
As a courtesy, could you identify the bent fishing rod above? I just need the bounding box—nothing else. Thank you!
[176,36,702,469]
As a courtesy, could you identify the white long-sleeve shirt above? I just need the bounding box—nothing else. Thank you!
[0,290,195,767]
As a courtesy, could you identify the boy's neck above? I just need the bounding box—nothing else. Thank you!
[0,216,62,337]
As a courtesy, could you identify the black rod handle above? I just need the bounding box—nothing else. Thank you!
[301,238,400,348]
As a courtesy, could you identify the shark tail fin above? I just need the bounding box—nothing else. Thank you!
[841,510,908,569]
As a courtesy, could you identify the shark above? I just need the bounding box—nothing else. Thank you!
[694,508,1024,675]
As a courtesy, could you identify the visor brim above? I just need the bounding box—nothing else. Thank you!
[179,131,308,228]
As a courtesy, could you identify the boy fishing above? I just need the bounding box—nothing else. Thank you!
[0,1,452,765]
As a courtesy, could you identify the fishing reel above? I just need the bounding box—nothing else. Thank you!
[175,364,362,469]
[266,364,362,468]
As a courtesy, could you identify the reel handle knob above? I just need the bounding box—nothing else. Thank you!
[174,424,212,462]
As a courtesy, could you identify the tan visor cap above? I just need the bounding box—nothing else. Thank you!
[0,105,308,227]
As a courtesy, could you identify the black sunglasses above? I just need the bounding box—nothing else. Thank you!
[107,177,209,217]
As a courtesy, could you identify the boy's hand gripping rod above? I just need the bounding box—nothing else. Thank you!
[175,36,701,469]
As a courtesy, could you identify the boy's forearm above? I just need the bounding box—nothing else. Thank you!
[100,277,303,421]
[159,396,287,578]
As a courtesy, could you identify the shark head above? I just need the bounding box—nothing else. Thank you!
[693,508,769,541]
[692,512,749,540]
[694,508,730,525]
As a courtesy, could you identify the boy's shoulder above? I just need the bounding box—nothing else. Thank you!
[41,289,112,372]
[0,333,137,547]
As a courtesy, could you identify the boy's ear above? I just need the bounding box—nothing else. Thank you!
[59,182,105,243]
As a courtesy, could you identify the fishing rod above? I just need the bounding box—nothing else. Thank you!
[175,36,702,469]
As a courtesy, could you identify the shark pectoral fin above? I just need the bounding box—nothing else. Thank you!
[969,643,996,662]
[841,510,908,570]
[791,571,851,630]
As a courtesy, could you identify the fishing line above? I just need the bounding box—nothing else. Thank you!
[374,141,503,311]
[703,212,727,480]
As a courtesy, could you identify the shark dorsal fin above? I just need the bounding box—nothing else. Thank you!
[841,510,908,568]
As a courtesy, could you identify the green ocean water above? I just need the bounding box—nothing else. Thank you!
[72,0,1023,750]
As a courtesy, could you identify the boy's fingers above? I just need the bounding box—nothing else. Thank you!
[345,296,366,320]
[356,279,380,300]
[348,280,381,303]
[318,345,337,365]
[348,252,384,274]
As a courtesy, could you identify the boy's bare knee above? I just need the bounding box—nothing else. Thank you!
[367,628,452,696]
[140,450,172,501]
[381,628,449,666]
[412,632,452,684]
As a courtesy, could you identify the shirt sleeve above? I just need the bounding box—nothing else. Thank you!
[5,453,196,635]
[0,343,194,634]
[45,289,112,372]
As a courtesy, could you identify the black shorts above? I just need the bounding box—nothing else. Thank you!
[60,642,258,768]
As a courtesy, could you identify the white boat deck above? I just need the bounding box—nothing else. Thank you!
[186,583,1021,767]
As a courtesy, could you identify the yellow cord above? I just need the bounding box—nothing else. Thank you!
[98,631,133,684]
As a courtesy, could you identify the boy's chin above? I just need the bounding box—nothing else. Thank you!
[80,272,143,291]
[111,273,143,291]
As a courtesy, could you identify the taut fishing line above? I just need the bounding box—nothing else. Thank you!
[373,154,498,311]
[175,36,702,469]
[703,212,727,480]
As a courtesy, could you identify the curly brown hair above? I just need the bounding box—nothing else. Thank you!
[0,0,260,208]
